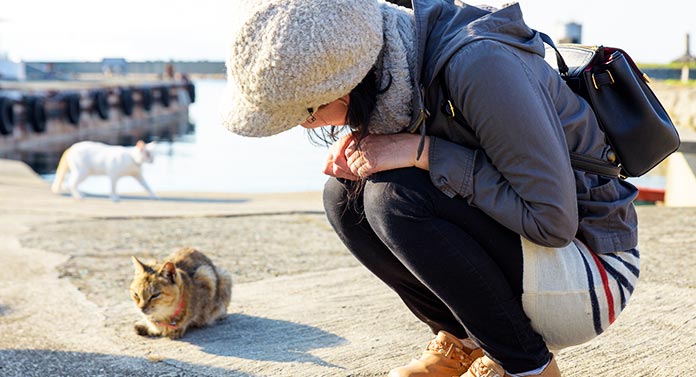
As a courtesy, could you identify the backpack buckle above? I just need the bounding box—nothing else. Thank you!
[443,99,456,118]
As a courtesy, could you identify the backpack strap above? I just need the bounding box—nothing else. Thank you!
[538,32,569,76]
[568,152,623,178]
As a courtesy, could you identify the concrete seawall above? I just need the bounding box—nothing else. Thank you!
[0,159,694,376]
[653,83,696,132]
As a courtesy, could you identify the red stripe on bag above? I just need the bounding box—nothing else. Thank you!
[589,251,616,324]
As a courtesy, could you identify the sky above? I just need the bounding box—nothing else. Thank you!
[0,0,694,64]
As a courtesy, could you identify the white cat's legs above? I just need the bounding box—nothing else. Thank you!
[109,176,120,202]
[134,174,158,200]
[67,171,88,199]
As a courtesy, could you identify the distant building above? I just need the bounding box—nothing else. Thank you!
[101,58,128,75]
[23,60,225,78]
[0,23,26,80]
[558,22,582,44]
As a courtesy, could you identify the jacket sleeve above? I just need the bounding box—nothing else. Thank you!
[428,40,577,247]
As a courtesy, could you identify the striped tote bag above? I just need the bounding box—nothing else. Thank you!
[520,237,640,350]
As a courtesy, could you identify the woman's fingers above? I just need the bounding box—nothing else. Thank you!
[344,139,357,157]
[329,133,421,179]
[347,148,374,178]
[325,154,359,180]
[323,134,360,180]
[345,134,422,178]
[324,155,359,180]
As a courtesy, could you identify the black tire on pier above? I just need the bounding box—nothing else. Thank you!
[0,97,15,135]
[140,87,153,112]
[186,82,196,103]
[65,94,81,126]
[25,96,47,133]
[119,88,134,116]
[93,90,110,120]
[160,86,171,108]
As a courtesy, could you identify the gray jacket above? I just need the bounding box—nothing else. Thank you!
[407,0,638,253]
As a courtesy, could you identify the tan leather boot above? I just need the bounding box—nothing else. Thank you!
[461,355,561,377]
[388,331,484,377]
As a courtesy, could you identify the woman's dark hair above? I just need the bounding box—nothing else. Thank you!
[308,66,391,145]
[307,66,392,208]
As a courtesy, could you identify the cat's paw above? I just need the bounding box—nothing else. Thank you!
[134,323,151,336]
[166,328,185,339]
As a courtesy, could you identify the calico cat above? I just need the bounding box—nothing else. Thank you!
[51,140,157,202]
[130,247,233,339]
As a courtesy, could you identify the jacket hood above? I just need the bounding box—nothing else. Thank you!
[412,0,545,89]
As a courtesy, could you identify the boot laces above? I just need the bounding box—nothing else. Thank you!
[471,358,503,377]
[425,337,472,367]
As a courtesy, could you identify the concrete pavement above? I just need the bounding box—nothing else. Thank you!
[0,159,694,376]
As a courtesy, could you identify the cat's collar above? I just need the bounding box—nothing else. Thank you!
[157,294,185,329]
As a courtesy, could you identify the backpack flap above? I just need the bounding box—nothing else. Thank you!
[583,50,681,177]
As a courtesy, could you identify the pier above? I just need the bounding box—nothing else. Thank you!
[0,77,194,171]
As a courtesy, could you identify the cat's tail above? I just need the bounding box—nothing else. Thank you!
[51,147,71,194]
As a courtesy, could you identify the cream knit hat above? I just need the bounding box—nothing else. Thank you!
[222,0,384,137]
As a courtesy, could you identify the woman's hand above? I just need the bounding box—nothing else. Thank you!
[345,134,429,178]
[323,133,360,180]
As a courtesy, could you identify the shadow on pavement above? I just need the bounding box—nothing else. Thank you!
[182,313,346,369]
[0,349,257,377]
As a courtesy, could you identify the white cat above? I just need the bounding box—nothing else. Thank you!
[51,140,158,202]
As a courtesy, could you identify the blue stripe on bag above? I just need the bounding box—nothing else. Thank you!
[624,248,640,259]
[605,253,640,278]
[599,257,635,294]
[577,246,602,335]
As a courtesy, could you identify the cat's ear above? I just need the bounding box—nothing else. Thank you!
[131,256,149,275]
[136,140,145,150]
[146,141,157,150]
[158,262,177,284]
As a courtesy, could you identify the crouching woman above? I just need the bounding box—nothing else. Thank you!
[222,0,640,376]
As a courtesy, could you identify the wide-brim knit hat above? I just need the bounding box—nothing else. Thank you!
[222,0,384,137]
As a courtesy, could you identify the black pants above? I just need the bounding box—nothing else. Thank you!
[323,168,551,373]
